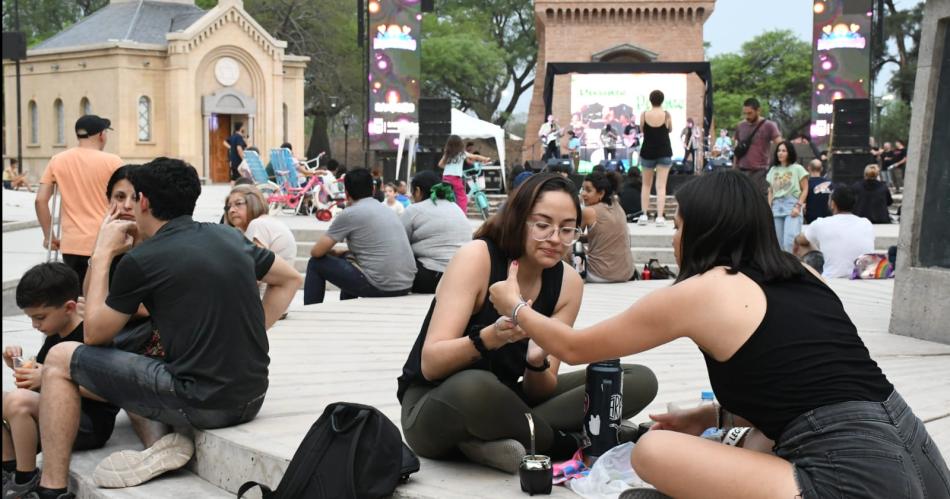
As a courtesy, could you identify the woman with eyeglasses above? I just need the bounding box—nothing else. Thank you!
[488,170,949,498]
[224,185,297,264]
[396,173,658,474]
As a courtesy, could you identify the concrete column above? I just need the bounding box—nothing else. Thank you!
[890,0,950,345]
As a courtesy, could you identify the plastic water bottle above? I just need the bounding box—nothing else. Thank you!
[699,390,722,441]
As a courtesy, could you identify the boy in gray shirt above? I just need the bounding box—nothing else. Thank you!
[304,168,416,304]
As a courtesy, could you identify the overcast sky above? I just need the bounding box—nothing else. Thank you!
[505,0,912,117]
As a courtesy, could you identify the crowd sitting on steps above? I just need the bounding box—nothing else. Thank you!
[4,117,940,497]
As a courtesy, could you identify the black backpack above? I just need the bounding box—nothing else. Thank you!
[237,402,420,499]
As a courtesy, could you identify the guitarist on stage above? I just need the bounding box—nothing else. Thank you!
[538,115,564,162]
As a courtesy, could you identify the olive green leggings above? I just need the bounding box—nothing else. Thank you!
[400,365,657,459]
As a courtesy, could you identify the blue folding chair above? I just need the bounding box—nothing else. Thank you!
[243,150,280,196]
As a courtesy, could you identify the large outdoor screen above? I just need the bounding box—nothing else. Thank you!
[570,73,688,172]
[810,0,873,150]
[367,0,421,151]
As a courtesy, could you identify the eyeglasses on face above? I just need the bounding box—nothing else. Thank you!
[526,221,580,245]
[225,199,248,210]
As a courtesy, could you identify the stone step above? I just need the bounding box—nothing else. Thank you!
[50,414,233,499]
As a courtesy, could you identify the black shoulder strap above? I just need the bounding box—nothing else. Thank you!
[479,237,507,285]
[341,408,370,499]
[237,482,273,498]
[747,119,766,141]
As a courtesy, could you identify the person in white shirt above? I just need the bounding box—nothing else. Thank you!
[795,185,873,278]
[224,185,297,263]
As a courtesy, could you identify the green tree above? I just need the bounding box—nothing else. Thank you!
[242,0,363,159]
[872,1,924,104]
[710,30,812,137]
[421,0,536,127]
[2,0,107,45]
[875,99,911,143]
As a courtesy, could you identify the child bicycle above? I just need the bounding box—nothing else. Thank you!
[463,163,491,220]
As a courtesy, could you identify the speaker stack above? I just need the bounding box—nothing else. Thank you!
[829,98,872,185]
[418,98,451,149]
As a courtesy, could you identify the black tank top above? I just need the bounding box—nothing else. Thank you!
[639,118,673,160]
[397,238,565,402]
[703,267,893,440]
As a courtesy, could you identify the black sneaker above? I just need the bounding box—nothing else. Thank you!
[620,488,672,499]
[2,471,40,498]
[20,491,74,499]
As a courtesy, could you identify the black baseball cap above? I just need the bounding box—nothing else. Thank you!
[75,115,112,138]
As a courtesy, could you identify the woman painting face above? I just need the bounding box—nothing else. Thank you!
[226,193,250,231]
[523,190,578,268]
[580,180,603,206]
[109,179,136,222]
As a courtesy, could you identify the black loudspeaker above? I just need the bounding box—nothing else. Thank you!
[830,151,875,185]
[421,0,434,12]
[546,158,573,173]
[418,98,451,149]
[831,98,871,150]
[671,160,694,175]
[526,160,547,172]
[2,32,27,60]
[415,151,441,171]
[419,98,451,123]
[483,167,504,193]
[600,159,624,173]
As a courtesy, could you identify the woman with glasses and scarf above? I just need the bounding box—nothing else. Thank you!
[396,174,658,474]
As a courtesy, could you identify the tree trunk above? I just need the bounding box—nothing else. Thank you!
[306,113,331,160]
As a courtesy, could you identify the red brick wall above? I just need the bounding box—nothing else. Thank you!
[524,1,716,160]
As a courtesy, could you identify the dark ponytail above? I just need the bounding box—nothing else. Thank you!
[585,170,623,205]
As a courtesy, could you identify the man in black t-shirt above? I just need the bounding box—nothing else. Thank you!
[33,158,302,497]
[224,122,247,184]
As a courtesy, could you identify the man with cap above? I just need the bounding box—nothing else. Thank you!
[35,115,123,284]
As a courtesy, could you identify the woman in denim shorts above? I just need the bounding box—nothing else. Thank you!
[488,169,950,498]
[637,90,674,227]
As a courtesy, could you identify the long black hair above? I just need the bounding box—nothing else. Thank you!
[584,170,622,206]
[673,169,804,283]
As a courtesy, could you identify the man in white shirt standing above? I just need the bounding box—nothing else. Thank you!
[795,185,874,278]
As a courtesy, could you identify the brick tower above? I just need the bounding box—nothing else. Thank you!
[524,0,716,161]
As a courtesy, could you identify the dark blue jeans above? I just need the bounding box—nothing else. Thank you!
[776,390,950,498]
[303,255,410,304]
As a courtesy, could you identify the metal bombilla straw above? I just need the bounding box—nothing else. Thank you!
[525,413,536,456]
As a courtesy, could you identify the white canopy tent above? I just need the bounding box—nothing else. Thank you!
[395,109,507,186]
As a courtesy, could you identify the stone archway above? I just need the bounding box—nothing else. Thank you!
[591,44,659,63]
[202,89,257,182]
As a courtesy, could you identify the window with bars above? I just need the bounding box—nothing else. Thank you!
[138,96,151,141]
[54,99,65,144]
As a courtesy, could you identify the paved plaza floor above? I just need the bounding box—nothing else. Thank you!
[1,185,941,497]
[2,277,948,498]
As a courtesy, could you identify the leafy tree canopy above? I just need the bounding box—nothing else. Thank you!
[710,30,812,138]
[421,0,536,127]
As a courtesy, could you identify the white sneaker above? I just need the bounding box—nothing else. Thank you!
[458,438,526,474]
[93,433,194,488]
[637,214,649,226]
[655,216,667,227]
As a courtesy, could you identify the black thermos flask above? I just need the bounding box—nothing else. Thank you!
[583,359,623,460]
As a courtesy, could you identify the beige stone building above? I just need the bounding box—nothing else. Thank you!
[524,0,715,160]
[2,0,308,183]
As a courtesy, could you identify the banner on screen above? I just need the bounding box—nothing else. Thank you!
[570,73,688,171]
[810,0,873,150]
[367,0,421,151]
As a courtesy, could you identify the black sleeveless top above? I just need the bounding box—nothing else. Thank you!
[703,267,893,440]
[639,118,673,160]
[396,238,565,402]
